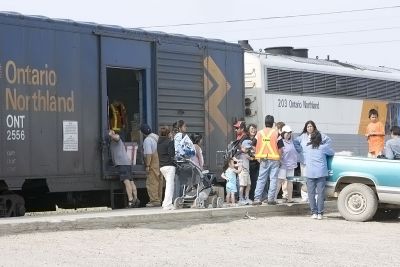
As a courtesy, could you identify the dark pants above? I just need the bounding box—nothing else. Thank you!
[249,160,260,200]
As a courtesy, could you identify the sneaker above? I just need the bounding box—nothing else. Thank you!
[245,198,252,205]
[163,204,175,210]
[238,199,247,206]
[317,214,323,220]
[267,200,277,205]
[252,200,262,206]
[311,214,318,219]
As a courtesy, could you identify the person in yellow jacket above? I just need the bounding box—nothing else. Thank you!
[109,100,128,138]
[252,115,281,205]
[140,124,163,207]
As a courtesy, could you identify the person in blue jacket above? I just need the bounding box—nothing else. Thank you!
[303,130,335,220]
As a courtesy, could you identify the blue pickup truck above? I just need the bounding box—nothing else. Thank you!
[326,155,400,222]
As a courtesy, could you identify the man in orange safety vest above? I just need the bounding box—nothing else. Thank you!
[252,115,281,205]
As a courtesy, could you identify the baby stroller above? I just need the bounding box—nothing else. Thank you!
[173,159,224,209]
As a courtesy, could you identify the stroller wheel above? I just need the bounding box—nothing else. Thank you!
[216,197,224,208]
[211,196,218,208]
[174,197,184,209]
[194,197,205,209]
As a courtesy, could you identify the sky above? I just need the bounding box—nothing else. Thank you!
[2,0,400,68]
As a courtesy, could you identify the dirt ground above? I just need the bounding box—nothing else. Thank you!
[1,212,399,266]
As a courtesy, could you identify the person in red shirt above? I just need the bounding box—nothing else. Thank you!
[365,109,385,158]
[233,121,248,142]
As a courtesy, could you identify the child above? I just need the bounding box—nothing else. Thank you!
[190,133,204,170]
[221,157,242,206]
[234,139,253,205]
[365,109,385,158]
[276,125,298,203]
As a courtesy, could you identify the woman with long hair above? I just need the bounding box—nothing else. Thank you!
[172,120,195,160]
[190,133,204,170]
[294,120,331,201]
[303,131,335,219]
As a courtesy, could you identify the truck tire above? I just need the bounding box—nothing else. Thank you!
[337,183,378,222]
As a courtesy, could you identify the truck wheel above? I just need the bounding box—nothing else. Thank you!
[337,183,378,222]
[373,209,400,221]
[16,203,26,217]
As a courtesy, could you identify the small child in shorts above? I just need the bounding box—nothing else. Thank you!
[234,140,253,205]
[221,157,242,205]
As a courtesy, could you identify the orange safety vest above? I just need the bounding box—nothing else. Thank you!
[109,103,126,131]
[254,128,280,160]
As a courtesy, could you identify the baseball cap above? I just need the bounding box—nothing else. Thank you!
[140,124,152,135]
[242,139,253,148]
[282,125,292,133]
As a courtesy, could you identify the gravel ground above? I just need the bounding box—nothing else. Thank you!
[1,212,399,267]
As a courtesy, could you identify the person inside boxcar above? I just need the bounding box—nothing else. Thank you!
[141,124,163,207]
[109,130,140,208]
[109,99,128,140]
[157,126,176,210]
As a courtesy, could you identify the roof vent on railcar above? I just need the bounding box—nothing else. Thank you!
[264,46,293,56]
[291,48,308,58]
[238,40,253,51]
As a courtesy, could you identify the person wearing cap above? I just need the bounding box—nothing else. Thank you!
[234,139,253,205]
[233,121,248,142]
[141,123,162,207]
[275,125,298,203]
[108,129,140,208]
[252,115,281,205]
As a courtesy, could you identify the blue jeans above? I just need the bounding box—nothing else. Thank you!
[306,177,327,215]
[254,159,280,201]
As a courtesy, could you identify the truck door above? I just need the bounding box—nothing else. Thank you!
[98,36,152,177]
